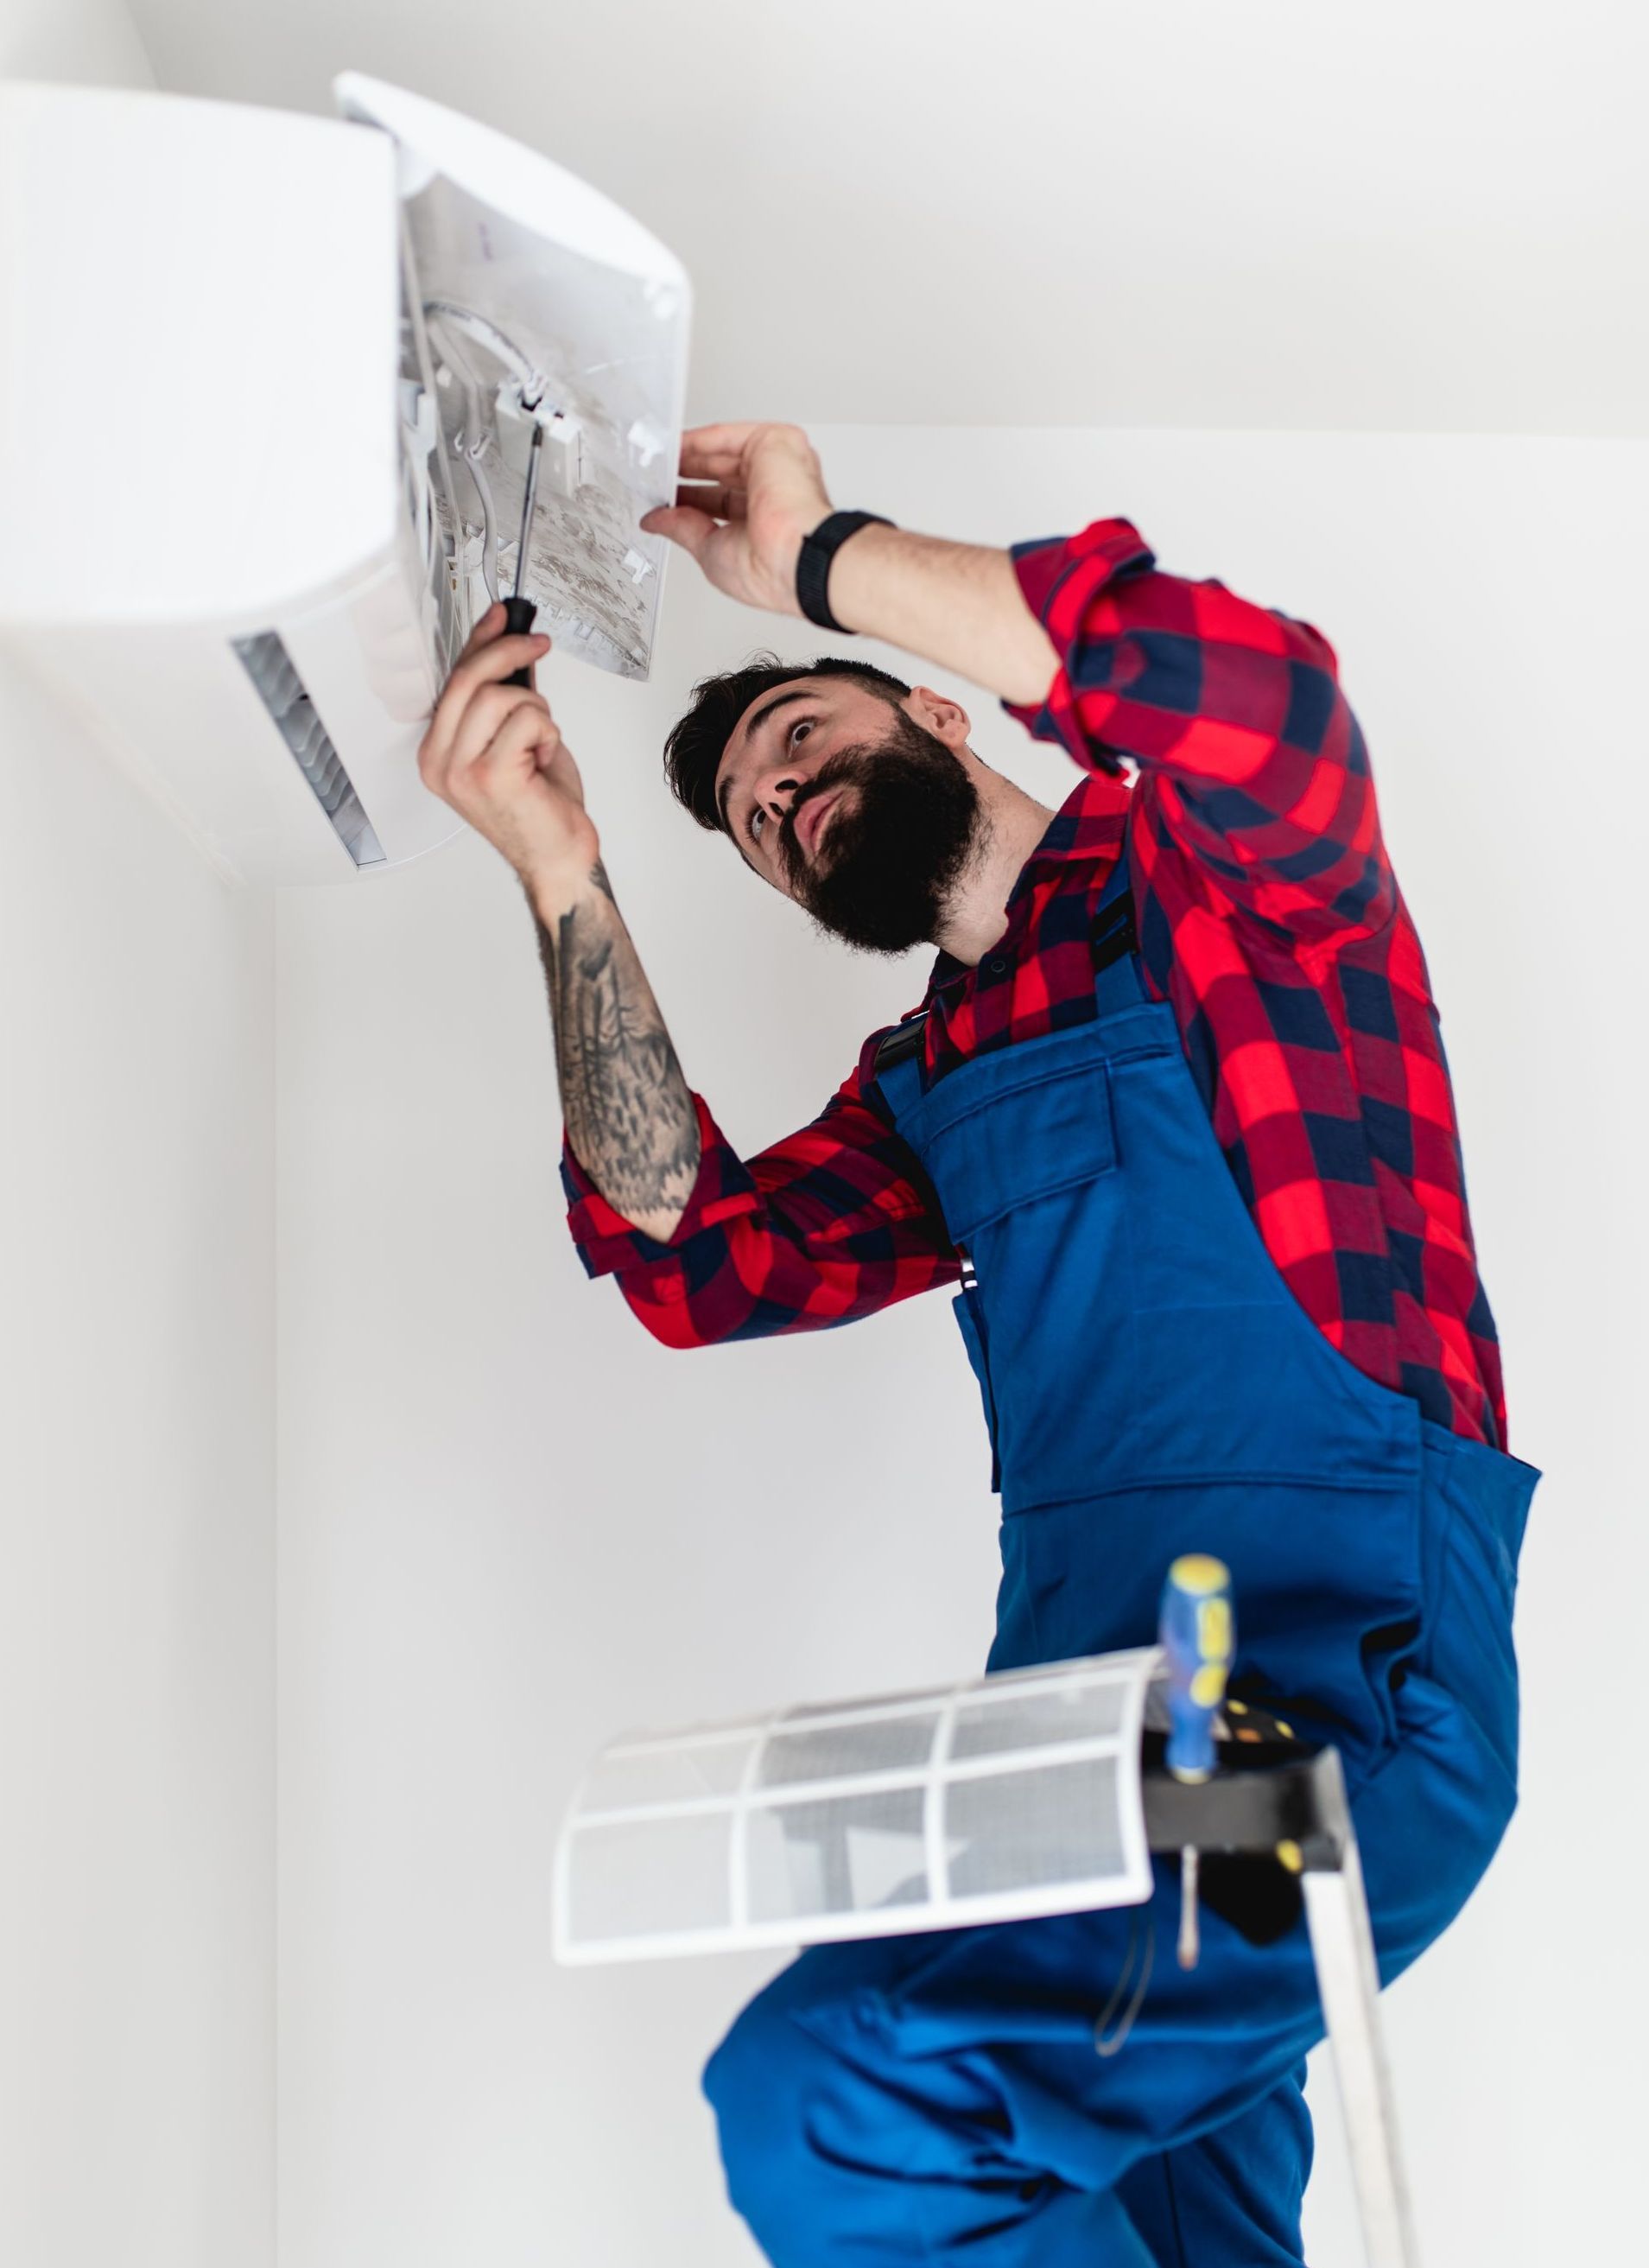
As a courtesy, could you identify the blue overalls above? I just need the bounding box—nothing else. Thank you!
[704,846,1539,2268]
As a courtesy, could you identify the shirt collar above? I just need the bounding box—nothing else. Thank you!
[921,771,1132,1000]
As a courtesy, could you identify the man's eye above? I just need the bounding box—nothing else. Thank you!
[748,721,816,845]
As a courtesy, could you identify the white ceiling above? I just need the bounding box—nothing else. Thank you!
[126,0,1646,435]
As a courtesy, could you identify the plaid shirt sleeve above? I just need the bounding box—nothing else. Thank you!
[559,1057,961,1347]
[1003,520,1394,946]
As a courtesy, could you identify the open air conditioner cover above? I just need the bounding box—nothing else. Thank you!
[0,75,690,885]
[336,72,690,683]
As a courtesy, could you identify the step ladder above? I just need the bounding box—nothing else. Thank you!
[1151,1553,1417,2268]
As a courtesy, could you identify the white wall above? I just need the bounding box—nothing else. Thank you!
[0,647,276,2267]
[276,426,1648,2267]
[0,15,276,2268]
[123,0,1649,440]
[0,0,153,84]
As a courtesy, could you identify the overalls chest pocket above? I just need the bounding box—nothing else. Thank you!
[895,1018,1122,1503]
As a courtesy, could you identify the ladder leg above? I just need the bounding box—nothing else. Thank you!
[1301,1833,1421,2268]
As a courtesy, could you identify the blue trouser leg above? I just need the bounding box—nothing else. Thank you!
[703,1906,1320,2268]
[708,1946,1315,2268]
[703,1928,1164,2268]
[1113,2066,1314,2268]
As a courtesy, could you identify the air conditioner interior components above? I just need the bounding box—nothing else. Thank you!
[339,70,689,685]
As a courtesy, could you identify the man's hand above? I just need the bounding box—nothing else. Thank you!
[417,602,600,899]
[640,422,834,615]
[642,420,1060,705]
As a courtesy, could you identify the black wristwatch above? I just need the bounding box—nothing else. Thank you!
[795,510,894,632]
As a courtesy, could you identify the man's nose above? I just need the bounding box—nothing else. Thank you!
[757,768,809,823]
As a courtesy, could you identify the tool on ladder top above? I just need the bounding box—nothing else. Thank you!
[1157,1550,1235,1968]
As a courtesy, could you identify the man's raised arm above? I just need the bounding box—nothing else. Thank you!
[646,422,1392,950]
[530,856,701,1243]
[417,600,958,1344]
[416,601,700,1243]
[641,423,1062,708]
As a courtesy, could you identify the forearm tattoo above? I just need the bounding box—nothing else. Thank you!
[534,860,701,1235]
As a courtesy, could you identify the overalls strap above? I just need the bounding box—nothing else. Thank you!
[869,845,1144,1110]
[1089,843,1145,1017]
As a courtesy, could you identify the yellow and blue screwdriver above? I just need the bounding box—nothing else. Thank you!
[501,420,545,688]
[1158,1553,1235,1968]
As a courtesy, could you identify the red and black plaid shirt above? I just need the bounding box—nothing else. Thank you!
[562,518,1506,1452]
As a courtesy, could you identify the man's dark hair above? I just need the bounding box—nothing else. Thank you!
[663,653,913,835]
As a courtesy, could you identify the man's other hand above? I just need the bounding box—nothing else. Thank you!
[417,604,599,896]
[641,422,834,615]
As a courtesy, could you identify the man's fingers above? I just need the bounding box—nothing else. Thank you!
[425,632,548,763]
[535,733,586,806]
[676,422,764,474]
[465,693,561,784]
[675,423,801,483]
[447,631,551,702]
[456,600,508,664]
[424,651,554,783]
[668,482,745,521]
[637,505,720,561]
[450,683,555,775]
[473,626,549,671]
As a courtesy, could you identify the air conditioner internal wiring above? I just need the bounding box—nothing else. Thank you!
[426,308,501,607]
[397,215,470,663]
[421,300,548,410]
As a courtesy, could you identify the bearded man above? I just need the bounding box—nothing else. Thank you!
[418,422,1535,2268]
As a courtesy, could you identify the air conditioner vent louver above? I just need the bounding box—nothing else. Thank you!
[232,631,386,867]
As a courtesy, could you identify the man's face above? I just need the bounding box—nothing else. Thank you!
[713,677,981,954]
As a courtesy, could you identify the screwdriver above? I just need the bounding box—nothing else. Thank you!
[1158,1553,1235,1971]
[502,421,544,688]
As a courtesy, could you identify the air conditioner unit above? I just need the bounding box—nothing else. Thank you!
[0,73,690,886]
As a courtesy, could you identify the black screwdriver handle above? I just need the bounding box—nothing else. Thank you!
[502,594,538,688]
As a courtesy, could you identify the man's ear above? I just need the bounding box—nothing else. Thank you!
[908,685,972,747]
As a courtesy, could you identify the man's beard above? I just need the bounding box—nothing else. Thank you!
[776,708,982,954]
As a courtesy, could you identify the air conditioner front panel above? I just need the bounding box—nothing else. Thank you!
[22,569,460,890]
[276,556,453,873]
[0,80,402,628]
[19,625,360,886]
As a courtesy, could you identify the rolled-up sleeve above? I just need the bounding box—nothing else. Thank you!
[1002,519,1394,946]
[560,1064,960,1349]
[561,1094,764,1278]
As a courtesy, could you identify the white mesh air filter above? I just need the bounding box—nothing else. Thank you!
[555,1649,1157,1964]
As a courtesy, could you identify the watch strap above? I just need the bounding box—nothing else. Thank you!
[795,510,894,632]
